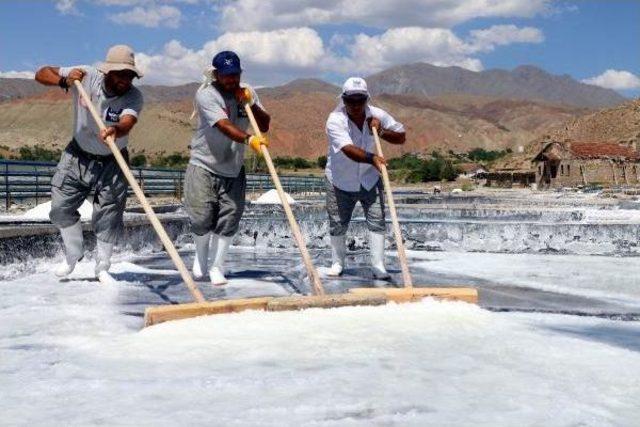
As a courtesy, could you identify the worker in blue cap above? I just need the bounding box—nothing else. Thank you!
[185,51,271,286]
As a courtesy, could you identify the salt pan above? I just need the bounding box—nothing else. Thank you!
[253,188,296,205]
[21,200,93,221]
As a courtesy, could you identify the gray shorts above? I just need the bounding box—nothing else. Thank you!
[49,140,128,244]
[325,178,386,236]
[184,164,246,237]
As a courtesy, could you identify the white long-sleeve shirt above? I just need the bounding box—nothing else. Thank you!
[325,104,404,192]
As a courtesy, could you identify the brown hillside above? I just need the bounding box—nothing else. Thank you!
[492,99,640,171]
[0,86,587,160]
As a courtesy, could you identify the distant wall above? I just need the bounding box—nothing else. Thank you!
[535,159,640,187]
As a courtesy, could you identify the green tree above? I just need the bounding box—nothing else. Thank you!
[440,160,458,181]
[130,154,147,167]
[317,155,327,168]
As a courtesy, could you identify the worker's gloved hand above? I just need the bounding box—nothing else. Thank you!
[235,86,255,106]
[248,134,268,154]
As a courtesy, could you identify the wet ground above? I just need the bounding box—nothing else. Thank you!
[1,188,639,424]
[94,246,640,328]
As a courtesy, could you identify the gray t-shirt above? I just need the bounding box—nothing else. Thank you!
[59,66,144,155]
[189,83,262,178]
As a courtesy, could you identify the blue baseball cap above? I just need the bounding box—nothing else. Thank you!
[212,51,242,75]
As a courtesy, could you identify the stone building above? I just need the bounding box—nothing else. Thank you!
[457,163,487,179]
[532,140,640,188]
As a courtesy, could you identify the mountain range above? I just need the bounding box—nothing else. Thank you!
[366,63,626,108]
[0,63,633,161]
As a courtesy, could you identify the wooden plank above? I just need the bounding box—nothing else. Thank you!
[349,287,478,304]
[266,293,387,311]
[144,297,274,327]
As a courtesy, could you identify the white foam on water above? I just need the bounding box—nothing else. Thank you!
[409,251,640,305]
[253,189,296,205]
[21,200,93,221]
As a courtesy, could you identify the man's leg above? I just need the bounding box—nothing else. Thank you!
[184,164,217,279]
[360,180,389,279]
[325,179,357,276]
[49,148,91,277]
[211,167,247,285]
[92,157,128,278]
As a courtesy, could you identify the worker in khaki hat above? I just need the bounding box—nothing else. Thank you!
[324,77,406,279]
[35,45,144,281]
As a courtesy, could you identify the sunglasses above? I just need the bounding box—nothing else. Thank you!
[342,95,368,105]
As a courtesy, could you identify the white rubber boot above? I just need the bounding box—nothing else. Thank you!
[94,239,114,280]
[327,235,346,277]
[369,231,390,280]
[192,233,211,279]
[55,221,84,278]
[209,234,232,286]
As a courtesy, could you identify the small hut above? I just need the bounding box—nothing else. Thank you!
[532,140,640,188]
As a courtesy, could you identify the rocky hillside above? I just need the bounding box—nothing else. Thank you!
[0,77,585,160]
[492,99,640,171]
[547,99,640,143]
[366,63,626,108]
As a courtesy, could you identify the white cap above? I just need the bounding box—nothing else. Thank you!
[342,77,369,96]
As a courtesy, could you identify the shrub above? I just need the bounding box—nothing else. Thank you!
[467,148,510,162]
[130,154,147,167]
[273,156,313,169]
[317,155,327,168]
[18,145,62,162]
[151,152,189,169]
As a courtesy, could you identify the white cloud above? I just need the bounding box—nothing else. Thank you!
[337,27,482,74]
[582,69,640,90]
[133,23,543,85]
[55,0,81,15]
[468,24,544,51]
[135,28,327,85]
[219,0,551,31]
[332,24,543,75]
[0,70,35,79]
[109,4,182,28]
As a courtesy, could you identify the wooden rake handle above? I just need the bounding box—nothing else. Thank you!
[244,104,325,296]
[73,80,205,303]
[372,127,413,287]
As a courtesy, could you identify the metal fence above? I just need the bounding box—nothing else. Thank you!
[0,159,325,209]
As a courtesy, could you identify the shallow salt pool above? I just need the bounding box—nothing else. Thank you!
[1,250,639,425]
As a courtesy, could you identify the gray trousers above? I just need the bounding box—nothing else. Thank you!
[184,164,246,237]
[325,178,386,236]
[49,140,128,244]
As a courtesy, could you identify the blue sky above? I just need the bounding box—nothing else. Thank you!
[0,0,638,96]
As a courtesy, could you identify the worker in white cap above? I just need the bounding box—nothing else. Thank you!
[324,77,406,279]
[34,45,144,281]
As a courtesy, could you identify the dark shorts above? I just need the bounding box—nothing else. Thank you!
[184,164,246,237]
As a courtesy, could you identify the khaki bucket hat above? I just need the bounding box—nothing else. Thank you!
[97,44,143,78]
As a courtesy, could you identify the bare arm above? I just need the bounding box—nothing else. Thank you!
[235,87,270,132]
[35,66,85,87]
[379,129,405,144]
[215,119,251,143]
[341,145,387,173]
[35,66,61,86]
[368,117,406,145]
[250,103,270,133]
[100,115,138,142]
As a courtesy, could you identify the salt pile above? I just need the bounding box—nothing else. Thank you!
[21,200,93,220]
[253,189,296,205]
